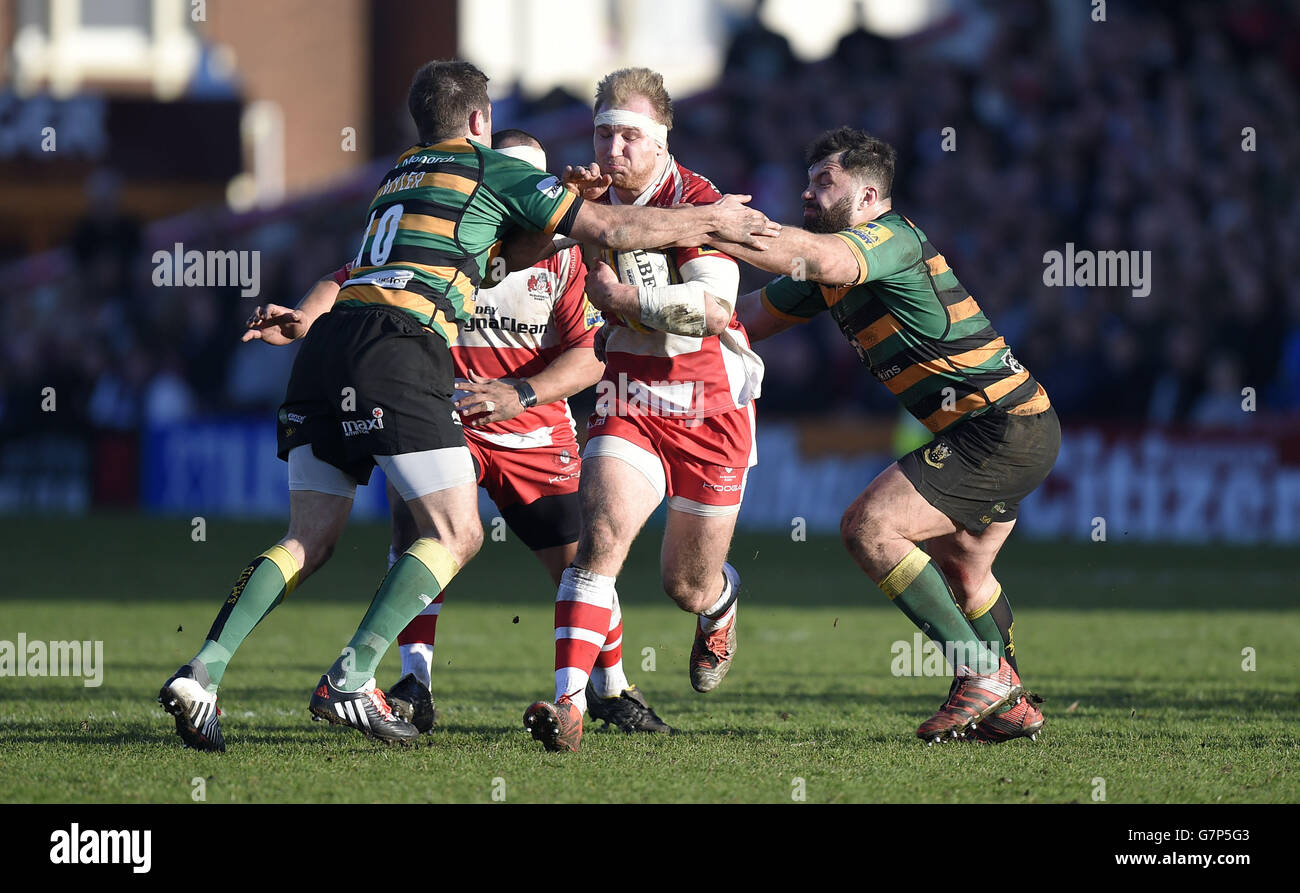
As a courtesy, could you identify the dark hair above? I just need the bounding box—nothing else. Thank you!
[407,60,491,144]
[492,128,543,150]
[806,127,896,197]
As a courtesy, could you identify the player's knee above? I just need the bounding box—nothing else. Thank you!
[840,500,882,556]
[661,571,711,613]
[449,522,484,566]
[286,536,334,580]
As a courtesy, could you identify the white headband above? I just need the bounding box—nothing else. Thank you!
[495,143,548,171]
[594,109,668,146]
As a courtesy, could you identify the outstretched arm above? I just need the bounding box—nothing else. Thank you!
[705,225,861,285]
[241,274,340,345]
[736,289,800,342]
[568,193,780,252]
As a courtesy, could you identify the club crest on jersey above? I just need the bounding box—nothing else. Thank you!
[526,271,550,300]
[923,442,952,469]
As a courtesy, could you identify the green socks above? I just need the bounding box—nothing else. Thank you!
[330,538,460,690]
[965,583,1017,673]
[878,548,1001,675]
[195,545,300,691]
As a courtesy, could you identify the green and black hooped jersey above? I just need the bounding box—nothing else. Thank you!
[335,138,582,344]
[761,210,1049,433]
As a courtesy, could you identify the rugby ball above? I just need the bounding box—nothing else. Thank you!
[603,248,682,333]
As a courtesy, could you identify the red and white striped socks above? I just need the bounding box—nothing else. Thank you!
[590,590,630,698]
[553,566,616,713]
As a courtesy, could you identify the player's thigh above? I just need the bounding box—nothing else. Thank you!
[660,507,739,605]
[379,449,482,567]
[844,462,959,546]
[573,446,665,575]
[282,486,354,578]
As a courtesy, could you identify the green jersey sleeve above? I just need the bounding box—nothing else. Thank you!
[834,218,921,285]
[760,274,824,323]
[479,145,581,235]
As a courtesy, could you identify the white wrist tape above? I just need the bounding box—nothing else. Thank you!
[594,109,668,146]
[638,280,708,336]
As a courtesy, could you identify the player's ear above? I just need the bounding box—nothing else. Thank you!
[470,107,490,140]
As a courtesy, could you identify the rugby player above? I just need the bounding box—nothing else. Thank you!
[523,68,765,752]
[157,60,776,751]
[244,130,671,736]
[718,127,1058,743]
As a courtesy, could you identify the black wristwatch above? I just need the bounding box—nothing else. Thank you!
[514,379,538,409]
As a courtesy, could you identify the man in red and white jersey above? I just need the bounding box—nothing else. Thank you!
[244,130,672,736]
[523,68,765,752]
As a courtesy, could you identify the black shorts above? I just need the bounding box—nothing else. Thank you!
[898,405,1061,533]
[499,491,582,552]
[276,305,465,485]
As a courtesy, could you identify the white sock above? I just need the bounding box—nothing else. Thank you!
[591,590,630,697]
[399,643,433,689]
[698,564,738,633]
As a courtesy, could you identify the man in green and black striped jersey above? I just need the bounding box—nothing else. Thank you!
[158,59,780,751]
[714,127,1060,744]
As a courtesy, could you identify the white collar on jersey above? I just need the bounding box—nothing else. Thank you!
[610,154,681,207]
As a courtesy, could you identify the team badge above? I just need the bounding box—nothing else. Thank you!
[526,271,550,300]
[923,442,952,469]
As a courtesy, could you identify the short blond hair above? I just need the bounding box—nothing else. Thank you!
[593,67,673,130]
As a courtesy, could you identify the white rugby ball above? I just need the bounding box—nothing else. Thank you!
[603,248,681,333]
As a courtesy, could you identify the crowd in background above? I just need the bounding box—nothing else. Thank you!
[6,0,1299,437]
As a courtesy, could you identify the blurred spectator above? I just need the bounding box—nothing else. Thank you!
[7,0,1299,431]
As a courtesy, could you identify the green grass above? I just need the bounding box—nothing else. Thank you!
[1,514,1297,803]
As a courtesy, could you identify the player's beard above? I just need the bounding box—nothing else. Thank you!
[804,194,856,234]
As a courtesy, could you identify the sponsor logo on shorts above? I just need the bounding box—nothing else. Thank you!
[874,364,902,382]
[923,442,952,469]
[342,407,385,438]
[547,472,579,485]
[278,409,307,425]
[1002,351,1024,374]
[993,501,1007,514]
[702,483,742,493]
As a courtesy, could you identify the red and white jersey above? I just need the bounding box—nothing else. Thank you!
[601,157,764,418]
[331,247,599,450]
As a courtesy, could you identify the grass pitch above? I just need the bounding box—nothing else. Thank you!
[0,514,1296,803]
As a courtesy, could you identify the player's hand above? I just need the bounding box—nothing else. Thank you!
[584,260,622,312]
[562,163,612,200]
[241,303,307,345]
[709,194,780,249]
[455,370,525,426]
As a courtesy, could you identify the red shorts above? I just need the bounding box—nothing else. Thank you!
[584,404,756,516]
[465,433,581,510]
